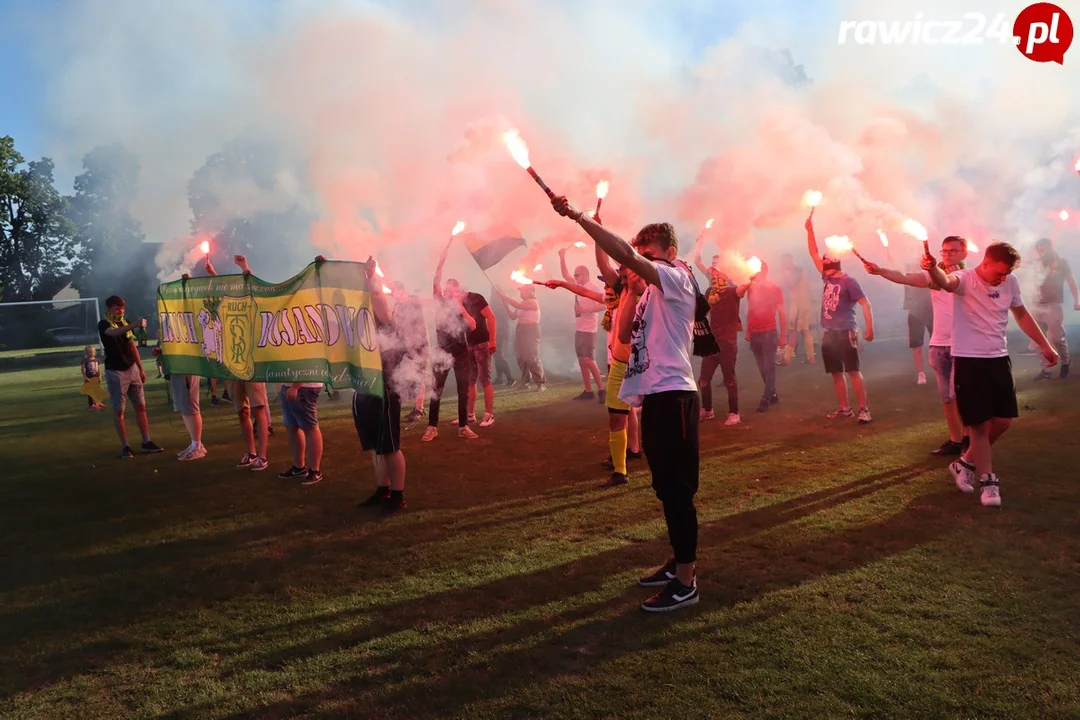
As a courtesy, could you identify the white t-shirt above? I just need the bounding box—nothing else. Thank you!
[574,281,606,333]
[922,270,956,348]
[949,269,1023,358]
[619,262,698,407]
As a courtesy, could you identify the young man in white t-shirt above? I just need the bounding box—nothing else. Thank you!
[559,248,607,401]
[552,196,700,613]
[925,241,1058,507]
[865,236,970,456]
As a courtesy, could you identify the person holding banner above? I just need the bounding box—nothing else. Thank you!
[98,295,163,458]
[356,257,410,512]
[205,255,272,472]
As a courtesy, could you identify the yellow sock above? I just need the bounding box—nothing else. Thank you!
[609,430,628,475]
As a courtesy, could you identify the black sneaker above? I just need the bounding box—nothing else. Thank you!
[358,488,391,507]
[641,578,700,613]
[141,441,164,454]
[210,396,221,406]
[639,559,677,587]
[301,469,323,486]
[278,465,308,479]
[600,472,628,488]
[757,398,769,413]
[769,394,780,405]
[1061,363,1070,379]
[574,391,595,401]
[120,446,134,459]
[931,440,963,456]
[405,408,424,423]
[268,424,275,437]
[598,390,606,404]
[384,495,407,513]
[237,453,258,467]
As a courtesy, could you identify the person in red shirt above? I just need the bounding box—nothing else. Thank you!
[737,262,786,413]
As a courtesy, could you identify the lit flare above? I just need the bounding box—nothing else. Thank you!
[747,256,763,275]
[374,262,385,278]
[573,241,587,249]
[876,229,889,247]
[533,264,543,272]
[967,241,979,253]
[705,218,714,229]
[510,270,532,285]
[503,130,530,169]
[595,181,609,200]
[200,240,210,255]
[803,190,822,208]
[1060,209,1070,222]
[452,220,467,236]
[382,284,393,295]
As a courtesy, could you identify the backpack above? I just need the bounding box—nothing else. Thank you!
[661,259,720,358]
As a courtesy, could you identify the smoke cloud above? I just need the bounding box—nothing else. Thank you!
[9,0,1080,362]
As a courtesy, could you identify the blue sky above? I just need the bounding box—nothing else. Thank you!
[0,0,830,169]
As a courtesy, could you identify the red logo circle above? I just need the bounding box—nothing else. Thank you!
[1014,3,1074,63]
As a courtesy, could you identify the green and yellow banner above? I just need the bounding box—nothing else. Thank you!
[156,260,383,395]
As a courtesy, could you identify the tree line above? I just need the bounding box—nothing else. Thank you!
[0,134,314,322]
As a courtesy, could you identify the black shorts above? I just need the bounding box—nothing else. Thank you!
[821,329,860,374]
[953,356,1018,427]
[907,313,933,348]
[352,389,401,455]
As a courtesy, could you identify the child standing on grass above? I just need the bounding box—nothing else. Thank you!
[80,345,105,409]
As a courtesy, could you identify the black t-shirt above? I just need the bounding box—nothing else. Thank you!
[375,316,405,387]
[434,295,468,356]
[462,292,490,346]
[98,318,139,371]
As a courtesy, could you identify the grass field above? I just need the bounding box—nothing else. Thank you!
[2,337,1079,719]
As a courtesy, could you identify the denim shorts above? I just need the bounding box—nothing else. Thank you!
[280,387,320,430]
[927,345,955,403]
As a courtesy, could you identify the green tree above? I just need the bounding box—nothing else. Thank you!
[0,136,81,302]
[188,136,314,278]
[68,144,153,313]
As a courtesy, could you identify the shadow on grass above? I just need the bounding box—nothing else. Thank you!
[162,465,953,718]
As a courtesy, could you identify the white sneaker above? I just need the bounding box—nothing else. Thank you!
[422,426,438,442]
[181,443,207,461]
[724,413,741,426]
[537,384,548,392]
[980,475,1002,507]
[700,409,715,421]
[479,413,495,428]
[177,442,197,460]
[917,372,927,385]
[950,460,975,493]
[858,407,872,424]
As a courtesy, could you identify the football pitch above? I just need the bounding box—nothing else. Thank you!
[2,338,1079,719]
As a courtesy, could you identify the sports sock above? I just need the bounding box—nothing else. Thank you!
[609,429,628,475]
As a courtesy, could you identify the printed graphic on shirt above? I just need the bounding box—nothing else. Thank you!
[822,282,842,321]
[624,292,651,379]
